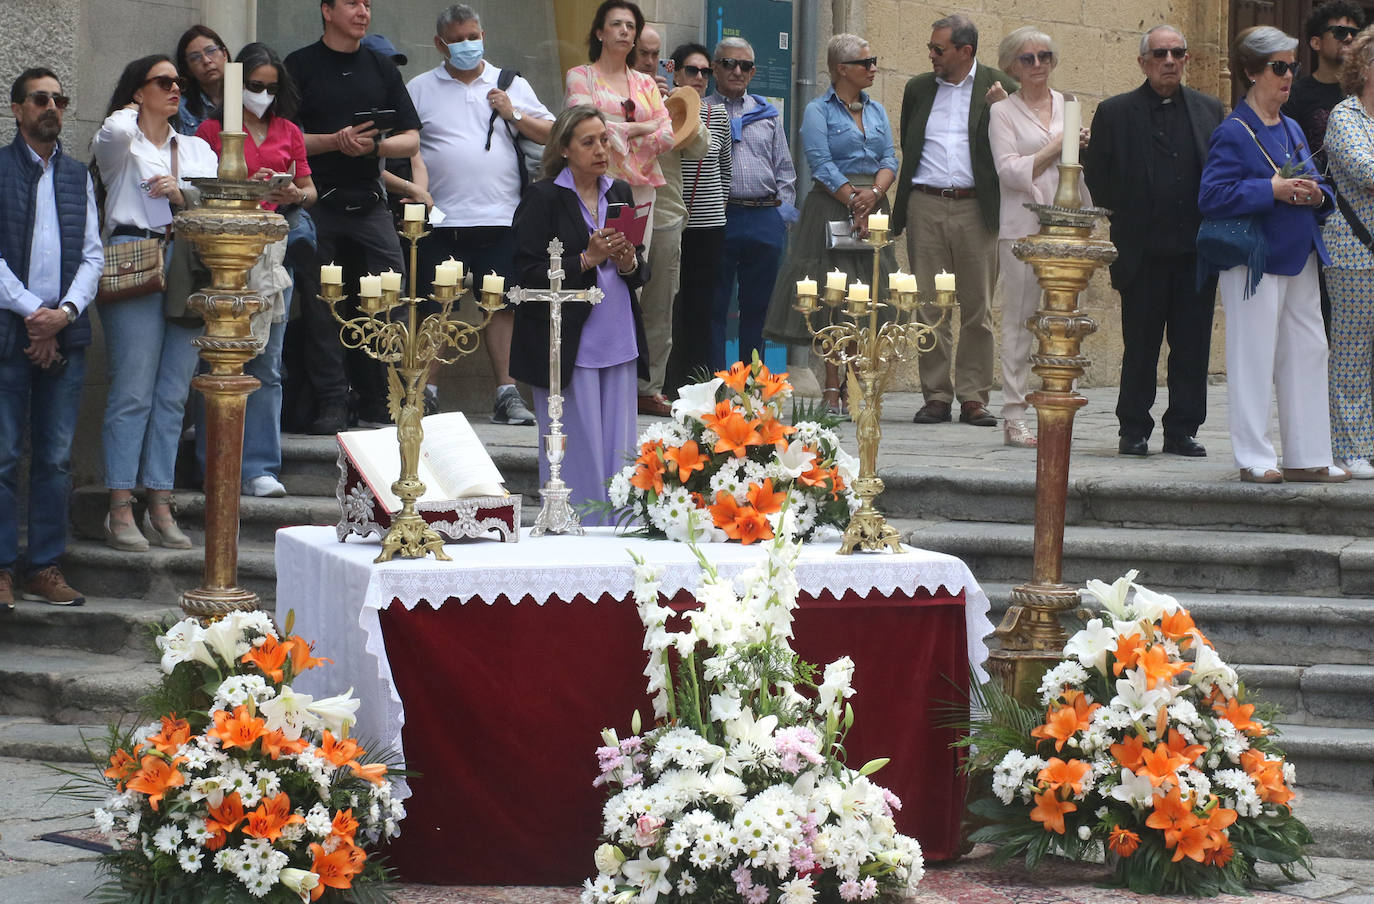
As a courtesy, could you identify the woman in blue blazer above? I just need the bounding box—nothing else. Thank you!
[1199,25,1349,484]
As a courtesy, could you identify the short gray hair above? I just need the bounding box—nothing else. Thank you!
[1231,25,1299,91]
[714,36,753,59]
[998,26,1057,72]
[436,4,479,35]
[827,33,869,82]
[1139,24,1186,57]
[932,14,978,53]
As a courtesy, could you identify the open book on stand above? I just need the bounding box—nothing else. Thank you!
[335,411,520,544]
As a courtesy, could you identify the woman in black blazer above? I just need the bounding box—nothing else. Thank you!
[510,104,650,519]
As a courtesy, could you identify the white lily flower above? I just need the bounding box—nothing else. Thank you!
[1063,618,1117,674]
[201,616,251,667]
[1111,668,1174,721]
[774,443,816,479]
[306,689,361,736]
[278,868,320,902]
[622,850,673,904]
[156,620,217,674]
[1083,570,1139,621]
[1130,583,1180,623]
[259,684,321,740]
[671,377,724,423]
[1190,643,1239,697]
[1109,768,1157,808]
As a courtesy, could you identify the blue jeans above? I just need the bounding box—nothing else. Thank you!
[97,236,202,490]
[0,340,86,571]
[713,205,785,369]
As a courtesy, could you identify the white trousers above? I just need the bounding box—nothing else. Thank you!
[1219,255,1335,470]
[998,240,1042,420]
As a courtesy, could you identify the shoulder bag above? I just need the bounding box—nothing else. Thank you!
[96,139,178,303]
[1194,118,1277,298]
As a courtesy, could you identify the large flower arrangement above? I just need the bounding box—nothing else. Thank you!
[606,357,857,544]
[581,523,924,903]
[965,572,1312,896]
[73,611,403,903]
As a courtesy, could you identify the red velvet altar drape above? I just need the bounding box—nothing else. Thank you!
[379,588,968,885]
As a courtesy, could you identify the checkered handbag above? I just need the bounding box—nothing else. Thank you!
[95,236,166,303]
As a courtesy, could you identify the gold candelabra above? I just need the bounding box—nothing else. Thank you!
[791,224,957,554]
[175,132,287,619]
[319,219,506,562]
[986,164,1117,702]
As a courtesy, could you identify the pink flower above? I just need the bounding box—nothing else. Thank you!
[882,788,903,813]
[789,844,817,874]
[859,876,879,899]
[839,879,863,901]
[633,814,665,848]
[774,726,824,774]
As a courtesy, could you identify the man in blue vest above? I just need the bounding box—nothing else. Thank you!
[0,67,103,609]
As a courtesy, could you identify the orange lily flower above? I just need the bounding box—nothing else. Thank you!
[309,840,367,897]
[1137,643,1188,689]
[1244,754,1295,807]
[1214,697,1265,737]
[317,730,365,768]
[699,399,738,430]
[1144,786,1198,848]
[711,410,763,458]
[1031,692,1100,752]
[206,705,267,752]
[259,728,310,760]
[1038,757,1092,796]
[125,753,186,811]
[1239,748,1267,777]
[350,761,389,785]
[242,635,290,682]
[708,491,742,529]
[146,715,191,756]
[205,791,245,851]
[242,791,305,842]
[1110,734,1148,771]
[754,364,790,399]
[1170,821,1213,862]
[1107,826,1141,857]
[1136,742,1190,787]
[1029,789,1077,834]
[629,442,666,495]
[284,634,332,673]
[330,808,359,845]
[715,361,752,394]
[104,746,142,790]
[755,413,795,447]
[1163,729,1207,767]
[746,478,786,515]
[1159,608,1198,644]
[1112,632,1146,675]
[719,503,773,545]
[664,440,709,483]
[1203,800,1239,845]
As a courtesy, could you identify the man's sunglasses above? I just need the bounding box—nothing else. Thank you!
[143,75,188,93]
[1265,60,1301,77]
[1149,47,1188,60]
[1016,50,1056,67]
[927,42,966,55]
[244,81,279,95]
[714,58,756,72]
[678,65,709,78]
[843,56,879,68]
[24,91,70,110]
[1325,24,1360,41]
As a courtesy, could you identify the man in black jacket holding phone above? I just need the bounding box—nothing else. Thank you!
[286,0,422,433]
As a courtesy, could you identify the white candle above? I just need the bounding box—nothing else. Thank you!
[888,270,907,291]
[902,273,918,293]
[404,203,426,222]
[433,262,458,286]
[223,62,243,133]
[358,275,382,297]
[319,263,342,285]
[482,272,505,295]
[826,269,847,292]
[934,271,956,291]
[379,270,402,293]
[797,276,818,296]
[847,282,869,302]
[868,212,888,232]
[1061,99,1081,166]
[448,257,465,284]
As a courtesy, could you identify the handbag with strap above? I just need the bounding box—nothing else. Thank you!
[96,138,178,303]
[825,218,869,252]
[1195,118,1286,298]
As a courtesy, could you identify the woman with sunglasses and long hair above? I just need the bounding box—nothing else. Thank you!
[1199,26,1348,483]
[91,54,218,550]
[174,24,231,136]
[987,27,1089,449]
[195,42,317,498]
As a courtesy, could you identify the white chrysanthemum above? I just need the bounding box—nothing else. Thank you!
[213,674,274,711]
[708,460,748,503]
[178,846,204,873]
[153,823,183,855]
[609,470,635,507]
[1038,660,1090,703]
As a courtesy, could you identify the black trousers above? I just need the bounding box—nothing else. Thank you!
[665,225,725,395]
[1115,252,1217,439]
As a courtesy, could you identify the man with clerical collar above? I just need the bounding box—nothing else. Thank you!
[891,14,1012,429]
[405,2,552,426]
[286,0,422,434]
[1084,25,1225,458]
[706,36,796,370]
[0,67,104,608]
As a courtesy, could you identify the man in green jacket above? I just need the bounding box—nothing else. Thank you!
[891,14,1014,428]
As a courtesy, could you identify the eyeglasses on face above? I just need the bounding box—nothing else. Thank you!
[842,56,879,68]
[714,58,755,72]
[1324,24,1359,41]
[678,64,709,78]
[24,91,70,110]
[1149,46,1188,60]
[244,80,279,95]
[186,45,225,66]
[1265,60,1300,77]
[621,97,636,121]
[1016,50,1055,67]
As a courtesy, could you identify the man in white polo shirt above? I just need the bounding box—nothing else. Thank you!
[407,2,554,425]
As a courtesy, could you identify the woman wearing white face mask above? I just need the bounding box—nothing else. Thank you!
[195,42,317,498]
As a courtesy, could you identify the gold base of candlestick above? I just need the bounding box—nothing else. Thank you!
[839,476,903,554]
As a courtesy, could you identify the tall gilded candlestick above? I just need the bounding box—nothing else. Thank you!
[505,238,603,537]
[986,163,1116,702]
[322,218,506,562]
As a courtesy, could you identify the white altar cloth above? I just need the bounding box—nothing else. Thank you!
[275,524,994,770]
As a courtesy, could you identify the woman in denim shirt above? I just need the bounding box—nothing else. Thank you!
[1199,25,1347,483]
[765,33,898,418]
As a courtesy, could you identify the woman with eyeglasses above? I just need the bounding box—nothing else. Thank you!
[91,54,219,550]
[174,25,231,136]
[195,42,317,498]
[1199,25,1348,483]
[764,33,898,419]
[988,27,1089,448]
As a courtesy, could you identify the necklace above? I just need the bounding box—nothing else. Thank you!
[848,98,864,113]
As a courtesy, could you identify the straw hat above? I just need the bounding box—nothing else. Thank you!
[664,86,702,150]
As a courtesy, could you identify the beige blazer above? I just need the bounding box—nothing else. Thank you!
[988,89,1090,240]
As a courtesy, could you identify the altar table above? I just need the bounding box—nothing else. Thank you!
[276,525,994,885]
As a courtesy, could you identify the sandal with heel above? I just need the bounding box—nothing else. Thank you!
[104,497,150,551]
[143,492,193,549]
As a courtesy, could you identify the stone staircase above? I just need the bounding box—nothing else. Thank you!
[2,421,1373,859]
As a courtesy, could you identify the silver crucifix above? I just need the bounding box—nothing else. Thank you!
[506,237,603,536]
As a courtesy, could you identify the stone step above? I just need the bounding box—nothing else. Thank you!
[0,644,161,725]
[1277,723,1374,795]
[68,487,340,546]
[0,597,181,661]
[56,539,278,606]
[0,716,110,765]
[1287,787,1374,861]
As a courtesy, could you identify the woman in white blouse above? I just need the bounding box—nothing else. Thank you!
[91,54,218,552]
[989,27,1090,448]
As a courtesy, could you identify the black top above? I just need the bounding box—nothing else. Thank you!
[1147,88,1202,256]
[283,40,421,190]
[1282,75,1343,173]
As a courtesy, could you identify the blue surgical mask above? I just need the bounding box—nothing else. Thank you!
[446,38,484,71]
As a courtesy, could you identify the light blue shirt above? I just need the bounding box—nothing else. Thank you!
[0,141,103,317]
[801,87,899,193]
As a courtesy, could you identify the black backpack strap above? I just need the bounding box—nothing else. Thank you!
[485,68,519,151]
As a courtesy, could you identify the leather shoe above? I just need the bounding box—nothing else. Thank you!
[1163,434,1207,457]
[912,400,952,424]
[637,393,672,417]
[1118,435,1149,456]
[959,401,997,427]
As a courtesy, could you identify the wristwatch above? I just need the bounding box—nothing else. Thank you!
[510,109,523,123]
[60,302,78,324]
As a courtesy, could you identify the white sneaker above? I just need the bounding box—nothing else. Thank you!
[243,475,287,497]
[1340,458,1374,479]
